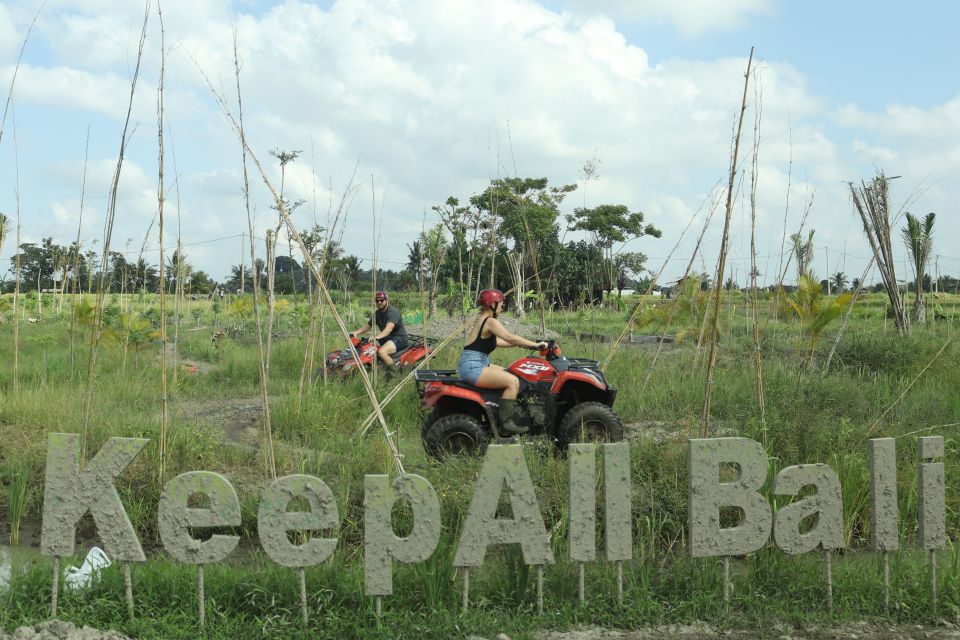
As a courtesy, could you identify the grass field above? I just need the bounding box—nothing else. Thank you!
[1,289,958,638]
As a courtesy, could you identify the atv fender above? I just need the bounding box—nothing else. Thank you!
[423,385,499,427]
[551,371,606,395]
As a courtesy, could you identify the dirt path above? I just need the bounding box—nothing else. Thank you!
[530,622,960,640]
[173,396,275,449]
[1,621,130,640]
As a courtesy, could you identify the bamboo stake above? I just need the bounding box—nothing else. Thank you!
[81,0,150,458]
[602,183,718,373]
[824,549,833,614]
[299,567,308,628]
[11,106,22,395]
[124,562,134,621]
[642,192,720,389]
[197,57,403,475]
[0,1,44,147]
[722,556,730,602]
[69,126,91,372]
[701,47,754,438]
[748,66,767,444]
[198,564,205,628]
[231,28,276,481]
[823,257,876,373]
[371,175,378,386]
[157,0,169,484]
[50,556,59,618]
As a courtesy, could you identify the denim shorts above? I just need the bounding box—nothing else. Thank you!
[457,350,490,385]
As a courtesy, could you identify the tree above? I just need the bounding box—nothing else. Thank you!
[779,273,852,369]
[850,174,908,335]
[790,230,815,283]
[614,251,648,297]
[831,272,848,293]
[225,265,253,293]
[473,177,577,314]
[9,237,63,291]
[421,225,447,318]
[188,270,216,295]
[0,213,10,255]
[568,204,661,303]
[901,211,935,324]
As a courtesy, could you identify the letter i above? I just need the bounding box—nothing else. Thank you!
[918,436,945,550]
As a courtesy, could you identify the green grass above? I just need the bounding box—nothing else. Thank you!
[1,291,959,636]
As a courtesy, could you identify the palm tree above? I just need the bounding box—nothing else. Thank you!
[790,230,815,283]
[780,273,852,369]
[0,212,10,253]
[831,272,848,293]
[901,212,935,324]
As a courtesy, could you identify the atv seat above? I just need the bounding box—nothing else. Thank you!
[413,369,526,397]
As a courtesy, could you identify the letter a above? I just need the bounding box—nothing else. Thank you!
[454,445,553,567]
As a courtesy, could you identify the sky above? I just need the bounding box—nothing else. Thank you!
[0,0,958,288]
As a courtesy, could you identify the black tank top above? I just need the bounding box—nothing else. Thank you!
[463,317,497,354]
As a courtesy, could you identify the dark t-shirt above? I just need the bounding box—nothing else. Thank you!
[372,305,408,341]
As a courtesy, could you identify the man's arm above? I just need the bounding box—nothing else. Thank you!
[353,321,372,336]
[375,322,396,340]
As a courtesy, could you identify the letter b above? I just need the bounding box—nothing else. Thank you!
[688,438,772,557]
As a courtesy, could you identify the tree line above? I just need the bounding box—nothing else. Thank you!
[2,177,662,316]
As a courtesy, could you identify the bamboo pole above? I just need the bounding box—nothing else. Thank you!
[232,28,276,480]
[11,107,22,395]
[157,1,169,483]
[80,0,150,458]
[701,48,754,438]
[748,66,767,444]
[642,192,720,390]
[197,56,403,475]
[602,184,718,373]
[69,126,90,372]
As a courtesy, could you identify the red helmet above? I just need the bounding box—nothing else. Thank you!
[477,289,505,310]
[374,291,388,302]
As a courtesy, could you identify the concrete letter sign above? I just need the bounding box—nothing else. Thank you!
[772,464,843,554]
[869,438,898,551]
[364,474,441,596]
[455,445,554,567]
[258,474,339,568]
[918,436,946,550]
[688,438,771,557]
[603,443,632,561]
[158,471,241,564]
[41,433,147,562]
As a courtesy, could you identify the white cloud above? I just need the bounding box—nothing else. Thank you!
[0,4,18,60]
[2,0,959,281]
[562,0,773,37]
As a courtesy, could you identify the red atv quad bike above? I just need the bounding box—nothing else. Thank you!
[414,340,623,459]
[322,334,433,378]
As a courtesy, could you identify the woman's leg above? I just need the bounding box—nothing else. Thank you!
[474,366,520,399]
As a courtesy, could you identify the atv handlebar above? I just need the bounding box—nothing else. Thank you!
[529,339,560,360]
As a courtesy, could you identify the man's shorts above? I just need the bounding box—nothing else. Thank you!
[378,337,408,352]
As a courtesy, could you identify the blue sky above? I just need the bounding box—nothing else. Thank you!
[1,0,958,286]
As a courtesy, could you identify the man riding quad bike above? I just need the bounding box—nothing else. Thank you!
[414,338,623,459]
[321,333,432,378]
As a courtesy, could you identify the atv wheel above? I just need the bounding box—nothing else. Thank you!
[422,413,490,460]
[557,402,624,450]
